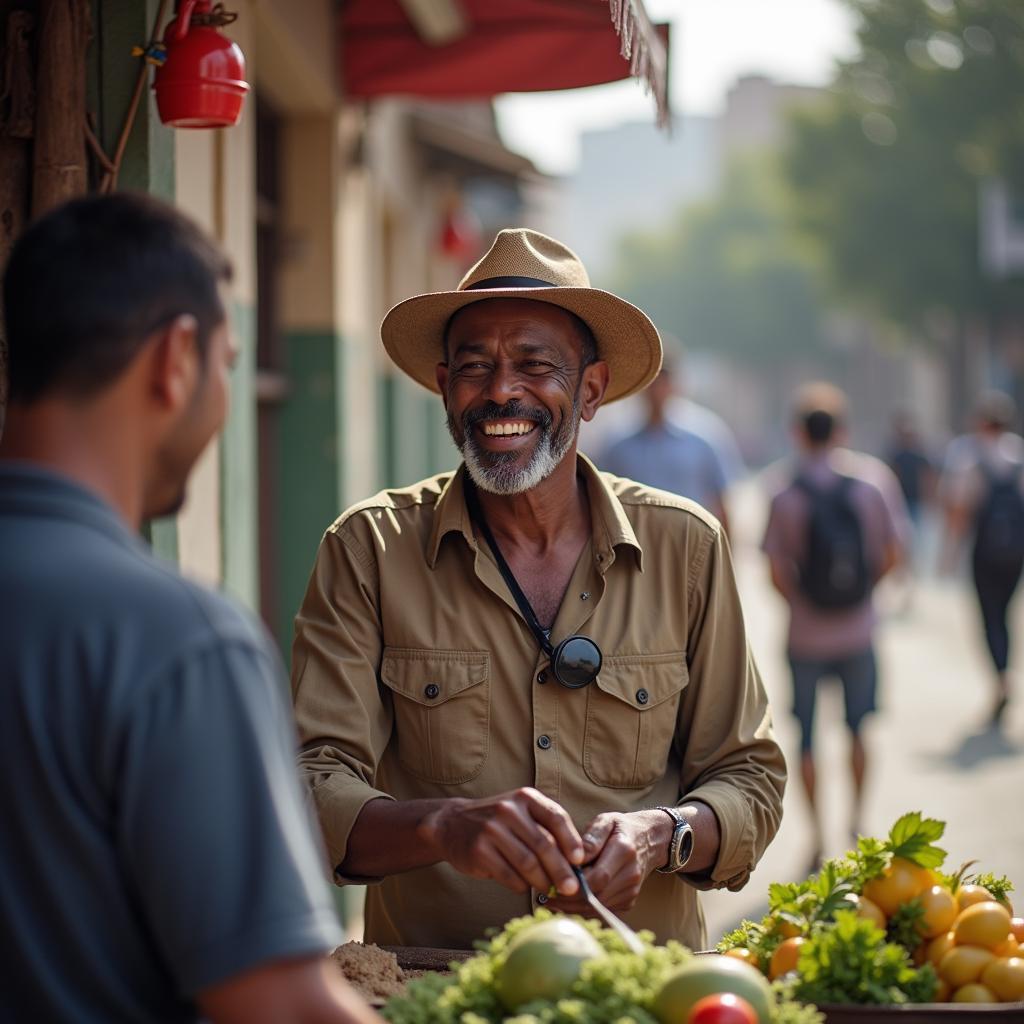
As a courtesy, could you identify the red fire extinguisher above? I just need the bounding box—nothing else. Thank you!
[153,0,249,128]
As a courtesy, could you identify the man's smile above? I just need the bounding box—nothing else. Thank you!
[480,419,537,438]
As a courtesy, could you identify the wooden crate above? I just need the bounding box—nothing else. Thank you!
[821,1005,1024,1023]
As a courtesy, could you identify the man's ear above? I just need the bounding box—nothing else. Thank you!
[579,360,610,423]
[149,314,200,412]
[435,362,449,410]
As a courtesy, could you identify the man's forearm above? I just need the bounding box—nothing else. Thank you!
[340,796,457,878]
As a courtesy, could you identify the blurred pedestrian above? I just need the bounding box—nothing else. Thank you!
[599,356,732,530]
[0,194,376,1024]
[939,390,1024,728]
[885,410,936,531]
[762,383,903,866]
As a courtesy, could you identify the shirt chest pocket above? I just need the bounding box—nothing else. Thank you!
[583,653,688,789]
[380,648,490,785]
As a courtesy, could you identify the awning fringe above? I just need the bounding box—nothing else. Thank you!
[607,0,669,128]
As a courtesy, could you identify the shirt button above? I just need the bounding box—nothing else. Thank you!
[537,734,552,750]
[424,684,440,699]
[636,688,649,705]
[537,671,547,684]
[536,892,549,905]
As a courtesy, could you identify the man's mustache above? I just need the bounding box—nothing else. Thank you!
[463,401,552,431]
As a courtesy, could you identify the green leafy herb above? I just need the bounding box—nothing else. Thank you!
[792,910,938,1006]
[886,812,947,870]
[967,871,1015,906]
[886,899,927,952]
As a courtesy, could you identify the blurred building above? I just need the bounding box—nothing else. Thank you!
[569,72,950,465]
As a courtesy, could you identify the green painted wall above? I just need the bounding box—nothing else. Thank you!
[221,302,259,609]
[90,0,178,559]
[277,330,340,657]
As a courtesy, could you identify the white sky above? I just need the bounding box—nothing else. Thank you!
[494,0,860,175]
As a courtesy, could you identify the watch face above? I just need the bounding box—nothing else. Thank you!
[679,825,694,866]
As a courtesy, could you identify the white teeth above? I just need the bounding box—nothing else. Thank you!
[482,421,535,436]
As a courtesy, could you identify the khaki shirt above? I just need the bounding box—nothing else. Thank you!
[292,456,785,951]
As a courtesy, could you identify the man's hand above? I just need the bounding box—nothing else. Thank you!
[545,809,672,915]
[419,787,584,897]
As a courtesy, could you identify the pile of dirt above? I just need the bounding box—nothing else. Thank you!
[330,941,408,1001]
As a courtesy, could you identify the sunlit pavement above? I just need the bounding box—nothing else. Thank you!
[701,479,1024,945]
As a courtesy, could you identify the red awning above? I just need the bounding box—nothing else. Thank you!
[340,0,670,126]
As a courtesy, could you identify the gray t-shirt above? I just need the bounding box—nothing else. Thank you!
[599,422,729,513]
[0,464,342,1022]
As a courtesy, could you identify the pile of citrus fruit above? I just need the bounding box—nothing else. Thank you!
[717,812,1024,1008]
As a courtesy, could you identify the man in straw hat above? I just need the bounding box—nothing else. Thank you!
[292,229,785,950]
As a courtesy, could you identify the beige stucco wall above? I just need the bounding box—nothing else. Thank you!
[172,0,337,585]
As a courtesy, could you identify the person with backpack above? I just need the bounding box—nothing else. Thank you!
[762,383,903,869]
[940,390,1024,729]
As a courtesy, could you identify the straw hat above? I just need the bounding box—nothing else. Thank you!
[381,228,662,404]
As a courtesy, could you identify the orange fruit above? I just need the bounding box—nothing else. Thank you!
[951,982,997,1003]
[933,977,951,1001]
[918,885,958,939]
[957,884,995,912]
[953,901,1013,951]
[980,957,1024,1002]
[939,945,996,988]
[722,947,760,971]
[863,857,930,916]
[927,931,956,967]
[769,937,806,980]
[1010,917,1024,943]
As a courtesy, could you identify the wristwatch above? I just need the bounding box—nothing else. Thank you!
[655,805,695,874]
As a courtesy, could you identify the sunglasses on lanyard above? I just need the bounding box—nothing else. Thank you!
[466,483,603,689]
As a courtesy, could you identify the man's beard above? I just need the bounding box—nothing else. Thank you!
[448,395,581,496]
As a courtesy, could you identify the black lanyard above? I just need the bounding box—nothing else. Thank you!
[465,482,556,657]
[465,482,603,689]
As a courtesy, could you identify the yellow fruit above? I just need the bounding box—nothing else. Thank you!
[769,937,806,980]
[722,947,761,972]
[993,934,1021,958]
[918,885,958,939]
[1011,917,1024,943]
[939,945,996,988]
[934,977,951,1001]
[863,857,930,916]
[957,884,995,912]
[845,893,887,931]
[953,901,1013,951]
[927,931,956,967]
[980,957,1024,1002]
[951,982,997,1003]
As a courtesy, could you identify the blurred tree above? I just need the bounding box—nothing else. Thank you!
[608,156,828,365]
[785,0,1024,419]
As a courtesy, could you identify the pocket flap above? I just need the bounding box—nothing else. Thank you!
[594,652,688,710]
[381,647,489,707]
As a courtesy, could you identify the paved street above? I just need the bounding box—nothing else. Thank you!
[702,479,1024,944]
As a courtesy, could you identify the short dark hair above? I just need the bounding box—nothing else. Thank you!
[793,381,847,445]
[3,192,232,403]
[442,300,599,366]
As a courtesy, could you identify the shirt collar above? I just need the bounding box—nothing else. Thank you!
[426,454,644,572]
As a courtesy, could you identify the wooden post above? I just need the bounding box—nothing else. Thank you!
[0,5,35,435]
[31,0,90,217]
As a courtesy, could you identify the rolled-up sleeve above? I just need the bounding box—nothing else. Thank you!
[677,526,787,891]
[291,524,395,880]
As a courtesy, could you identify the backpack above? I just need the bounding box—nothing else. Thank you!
[972,463,1024,565]
[794,474,871,609]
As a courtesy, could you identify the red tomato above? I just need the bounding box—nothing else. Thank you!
[687,992,759,1024]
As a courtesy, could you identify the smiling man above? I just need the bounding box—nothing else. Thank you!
[291,229,785,951]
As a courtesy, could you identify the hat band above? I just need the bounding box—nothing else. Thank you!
[464,275,555,291]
